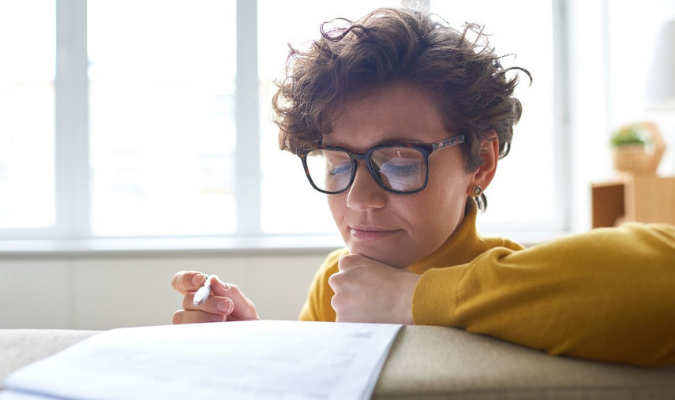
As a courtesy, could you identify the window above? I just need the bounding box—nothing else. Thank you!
[88,0,237,236]
[430,0,561,233]
[0,0,565,243]
[0,1,56,229]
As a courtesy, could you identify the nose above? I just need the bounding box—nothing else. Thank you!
[345,161,387,211]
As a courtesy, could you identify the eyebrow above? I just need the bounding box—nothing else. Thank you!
[323,135,426,148]
[379,137,426,145]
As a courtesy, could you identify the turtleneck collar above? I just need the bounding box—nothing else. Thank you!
[407,199,489,274]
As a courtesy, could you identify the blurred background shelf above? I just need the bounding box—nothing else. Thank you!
[591,175,675,228]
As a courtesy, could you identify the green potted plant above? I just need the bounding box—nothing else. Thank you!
[610,122,665,175]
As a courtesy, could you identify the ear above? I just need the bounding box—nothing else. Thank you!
[465,130,499,197]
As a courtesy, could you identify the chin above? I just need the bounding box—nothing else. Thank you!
[346,243,411,269]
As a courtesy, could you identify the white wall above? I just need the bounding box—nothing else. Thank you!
[0,251,326,330]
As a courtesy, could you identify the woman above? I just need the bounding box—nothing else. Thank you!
[172,8,675,366]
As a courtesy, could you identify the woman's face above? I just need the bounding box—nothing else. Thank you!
[324,83,477,268]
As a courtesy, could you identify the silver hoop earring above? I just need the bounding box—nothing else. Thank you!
[472,186,483,197]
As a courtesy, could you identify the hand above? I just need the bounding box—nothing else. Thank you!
[171,271,260,324]
[327,255,420,324]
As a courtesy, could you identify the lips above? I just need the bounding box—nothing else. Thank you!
[349,226,401,241]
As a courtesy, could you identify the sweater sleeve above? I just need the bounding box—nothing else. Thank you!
[412,223,675,367]
[298,248,347,322]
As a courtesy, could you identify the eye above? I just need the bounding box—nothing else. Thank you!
[329,163,351,176]
[378,159,421,176]
[327,158,351,176]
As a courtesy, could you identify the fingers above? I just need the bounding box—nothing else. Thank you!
[172,271,207,295]
[330,255,352,292]
[331,254,419,324]
[171,271,260,324]
[337,254,378,271]
[174,274,236,323]
[182,293,234,315]
[336,254,357,271]
[211,280,260,321]
[172,293,235,325]
[172,309,228,324]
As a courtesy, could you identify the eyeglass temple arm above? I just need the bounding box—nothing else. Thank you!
[431,134,465,151]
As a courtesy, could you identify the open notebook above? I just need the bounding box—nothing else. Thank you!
[1,320,402,400]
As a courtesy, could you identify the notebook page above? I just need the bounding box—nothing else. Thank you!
[2,321,402,400]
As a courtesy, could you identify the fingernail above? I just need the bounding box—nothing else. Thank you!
[210,314,224,322]
[192,274,204,286]
[217,299,233,314]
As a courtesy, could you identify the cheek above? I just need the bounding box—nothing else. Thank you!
[408,192,459,233]
[327,195,346,228]
[427,155,473,203]
[415,164,472,233]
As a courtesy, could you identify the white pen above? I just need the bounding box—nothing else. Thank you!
[193,275,212,306]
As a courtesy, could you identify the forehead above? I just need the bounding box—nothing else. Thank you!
[324,83,450,148]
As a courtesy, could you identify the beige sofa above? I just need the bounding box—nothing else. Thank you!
[2,327,674,399]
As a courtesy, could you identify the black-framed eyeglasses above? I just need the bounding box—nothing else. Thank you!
[296,133,465,195]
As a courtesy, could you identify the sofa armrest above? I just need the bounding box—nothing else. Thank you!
[0,329,98,384]
[378,326,675,399]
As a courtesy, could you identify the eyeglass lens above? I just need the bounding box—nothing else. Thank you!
[304,147,427,193]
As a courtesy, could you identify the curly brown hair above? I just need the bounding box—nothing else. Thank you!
[272,7,529,209]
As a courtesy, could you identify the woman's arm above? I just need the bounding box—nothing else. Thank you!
[413,223,675,366]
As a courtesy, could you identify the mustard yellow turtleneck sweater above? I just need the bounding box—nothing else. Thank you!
[299,200,675,367]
